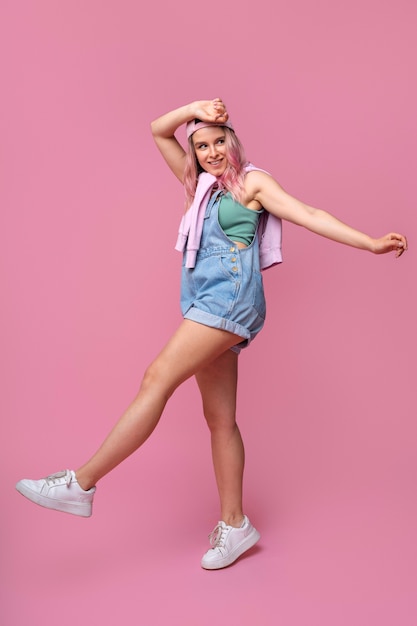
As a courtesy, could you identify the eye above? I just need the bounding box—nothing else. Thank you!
[196,143,207,150]
[216,138,225,145]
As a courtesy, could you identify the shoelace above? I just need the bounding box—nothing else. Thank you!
[45,470,72,487]
[208,523,228,549]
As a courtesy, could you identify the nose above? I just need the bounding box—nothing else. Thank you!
[208,143,219,158]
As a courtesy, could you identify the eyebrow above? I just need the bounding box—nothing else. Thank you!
[194,133,226,147]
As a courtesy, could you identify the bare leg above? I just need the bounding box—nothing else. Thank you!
[76,320,242,490]
[195,350,244,528]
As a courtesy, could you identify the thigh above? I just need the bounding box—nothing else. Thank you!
[145,319,242,396]
[195,349,239,427]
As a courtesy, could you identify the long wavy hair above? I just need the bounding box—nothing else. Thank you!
[183,126,248,209]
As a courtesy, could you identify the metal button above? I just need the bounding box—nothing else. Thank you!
[229,247,235,252]
[231,257,237,262]
[232,267,238,272]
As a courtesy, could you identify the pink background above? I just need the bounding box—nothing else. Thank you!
[1,1,416,625]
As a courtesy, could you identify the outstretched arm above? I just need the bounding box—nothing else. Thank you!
[150,99,228,182]
[247,171,408,257]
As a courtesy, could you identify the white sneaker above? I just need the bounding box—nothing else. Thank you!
[16,470,96,517]
[201,515,260,570]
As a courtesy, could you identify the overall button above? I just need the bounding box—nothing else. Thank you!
[229,247,235,252]
[232,267,238,272]
[231,257,237,262]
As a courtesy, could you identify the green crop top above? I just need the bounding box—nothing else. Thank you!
[218,193,264,246]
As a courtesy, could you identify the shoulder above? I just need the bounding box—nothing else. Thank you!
[243,169,276,199]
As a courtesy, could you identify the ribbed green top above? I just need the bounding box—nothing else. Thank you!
[218,193,263,246]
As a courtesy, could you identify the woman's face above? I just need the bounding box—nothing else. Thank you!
[192,126,228,176]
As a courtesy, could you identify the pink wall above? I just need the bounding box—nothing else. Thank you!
[1,1,416,625]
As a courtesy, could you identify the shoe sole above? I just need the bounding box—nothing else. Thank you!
[201,527,261,570]
[15,482,92,518]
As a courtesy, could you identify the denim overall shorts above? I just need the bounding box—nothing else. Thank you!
[180,190,266,354]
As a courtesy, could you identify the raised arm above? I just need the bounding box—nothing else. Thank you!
[150,99,228,183]
[246,170,408,257]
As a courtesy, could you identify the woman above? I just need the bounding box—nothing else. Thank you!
[16,98,407,570]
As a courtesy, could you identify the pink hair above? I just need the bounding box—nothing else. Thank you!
[183,127,247,209]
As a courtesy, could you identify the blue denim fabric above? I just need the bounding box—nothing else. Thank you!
[180,190,266,353]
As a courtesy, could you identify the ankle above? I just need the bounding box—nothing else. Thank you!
[222,513,245,528]
[75,471,93,492]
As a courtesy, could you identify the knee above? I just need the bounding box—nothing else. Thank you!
[204,408,237,435]
[140,360,175,402]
